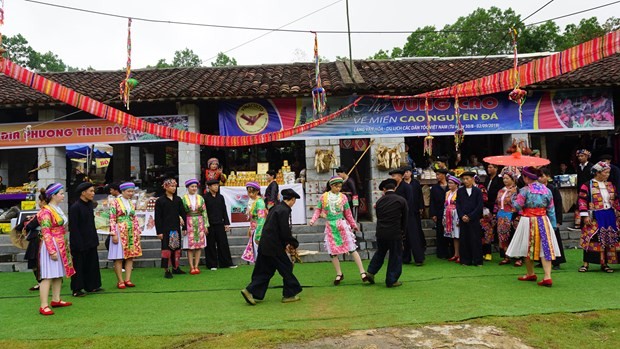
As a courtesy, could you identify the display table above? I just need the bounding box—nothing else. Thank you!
[558,187,577,213]
[220,183,306,227]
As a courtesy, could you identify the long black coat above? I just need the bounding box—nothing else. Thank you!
[429,183,448,219]
[258,202,299,257]
[483,175,503,211]
[456,186,484,222]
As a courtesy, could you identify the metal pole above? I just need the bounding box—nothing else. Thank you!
[345,0,353,74]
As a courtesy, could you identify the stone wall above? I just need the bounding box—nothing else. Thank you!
[367,137,405,221]
[303,139,340,221]
[177,104,201,197]
[37,110,68,212]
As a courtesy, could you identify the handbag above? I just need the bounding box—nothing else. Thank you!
[168,230,181,250]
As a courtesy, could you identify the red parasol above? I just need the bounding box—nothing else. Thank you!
[483,151,550,167]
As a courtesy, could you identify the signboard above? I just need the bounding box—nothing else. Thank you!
[0,115,188,149]
[220,183,306,227]
[218,89,614,139]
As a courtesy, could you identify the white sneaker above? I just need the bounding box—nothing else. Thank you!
[229,265,238,269]
[210,268,217,271]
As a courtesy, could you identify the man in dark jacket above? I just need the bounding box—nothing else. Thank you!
[574,149,593,229]
[456,172,484,266]
[403,166,427,259]
[264,169,280,210]
[204,179,235,270]
[429,168,451,259]
[241,189,302,305]
[366,179,408,287]
[391,167,423,265]
[69,182,102,297]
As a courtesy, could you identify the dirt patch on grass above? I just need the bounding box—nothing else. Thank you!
[277,324,533,349]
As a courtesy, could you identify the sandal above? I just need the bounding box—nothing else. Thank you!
[117,281,126,289]
[333,274,344,286]
[601,265,614,273]
[578,265,589,273]
[514,260,523,267]
[499,258,511,265]
[29,284,40,291]
[361,272,369,283]
[124,280,136,287]
[39,306,54,316]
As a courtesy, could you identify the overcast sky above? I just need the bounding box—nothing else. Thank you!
[2,0,617,70]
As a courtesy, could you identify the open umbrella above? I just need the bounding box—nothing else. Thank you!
[483,151,550,167]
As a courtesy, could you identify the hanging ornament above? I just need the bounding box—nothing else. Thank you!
[311,32,327,116]
[119,18,137,109]
[0,0,6,56]
[453,93,464,151]
[423,97,434,156]
[508,28,526,126]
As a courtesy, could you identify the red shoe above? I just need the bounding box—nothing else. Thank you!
[454,257,460,264]
[39,306,54,316]
[124,280,135,287]
[117,281,126,289]
[50,300,72,307]
[195,268,201,274]
[190,269,199,275]
[537,278,552,287]
[517,274,537,281]
[447,256,458,261]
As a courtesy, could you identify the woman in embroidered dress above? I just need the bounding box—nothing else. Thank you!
[476,175,494,261]
[241,182,267,263]
[443,175,461,263]
[182,179,209,274]
[578,162,620,273]
[495,170,519,266]
[37,184,75,316]
[108,182,142,289]
[506,167,560,287]
[309,176,369,285]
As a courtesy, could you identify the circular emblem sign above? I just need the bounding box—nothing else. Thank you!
[236,103,269,134]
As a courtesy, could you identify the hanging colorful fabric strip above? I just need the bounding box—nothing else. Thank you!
[119,18,138,109]
[413,30,620,99]
[507,28,527,126]
[0,0,5,55]
[311,32,327,116]
[423,97,433,156]
[0,58,361,147]
[453,92,464,151]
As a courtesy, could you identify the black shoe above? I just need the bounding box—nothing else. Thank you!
[164,270,173,279]
[88,288,104,293]
[365,272,375,284]
[72,290,86,297]
[172,268,186,275]
[535,263,543,268]
[552,265,561,270]
[387,281,403,288]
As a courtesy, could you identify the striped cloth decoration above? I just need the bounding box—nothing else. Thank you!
[415,30,620,99]
[0,57,361,147]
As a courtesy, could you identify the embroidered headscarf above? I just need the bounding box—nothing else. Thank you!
[521,166,539,180]
[501,168,518,181]
[207,158,219,168]
[576,149,591,158]
[329,176,344,187]
[119,182,136,191]
[45,183,63,197]
[162,179,177,188]
[184,178,200,188]
[245,181,260,191]
[447,175,461,186]
[591,161,611,175]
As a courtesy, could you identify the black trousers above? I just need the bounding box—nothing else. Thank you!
[70,247,102,292]
[246,251,302,299]
[459,220,483,266]
[435,222,452,259]
[205,224,234,268]
[367,238,403,285]
[402,214,425,264]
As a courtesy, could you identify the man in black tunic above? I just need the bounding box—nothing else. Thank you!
[574,149,593,229]
[155,178,186,278]
[241,189,302,305]
[391,167,422,265]
[429,168,451,259]
[456,171,484,266]
[264,170,280,210]
[69,182,102,297]
[204,179,235,270]
[366,179,408,287]
[403,166,427,263]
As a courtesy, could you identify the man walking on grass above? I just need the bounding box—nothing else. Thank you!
[366,179,408,288]
[241,189,302,305]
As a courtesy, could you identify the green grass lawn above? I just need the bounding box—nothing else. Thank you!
[1,249,620,348]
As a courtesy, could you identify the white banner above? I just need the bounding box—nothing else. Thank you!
[220,183,306,228]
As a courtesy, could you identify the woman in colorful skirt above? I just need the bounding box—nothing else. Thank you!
[241,182,267,263]
[495,169,518,266]
[108,182,142,289]
[506,167,560,287]
[443,175,461,263]
[182,178,209,274]
[309,176,369,285]
[476,175,494,261]
[578,161,620,273]
[37,183,76,316]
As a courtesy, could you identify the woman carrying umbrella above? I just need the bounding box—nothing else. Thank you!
[443,175,461,263]
[577,161,620,273]
[506,167,561,287]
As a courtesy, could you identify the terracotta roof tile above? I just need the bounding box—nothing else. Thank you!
[0,54,618,107]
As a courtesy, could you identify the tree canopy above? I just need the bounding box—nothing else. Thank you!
[211,52,237,67]
[150,48,204,68]
[370,7,620,59]
[1,34,79,72]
